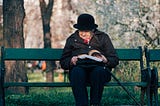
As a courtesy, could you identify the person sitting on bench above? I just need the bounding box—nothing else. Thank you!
[60,13,119,106]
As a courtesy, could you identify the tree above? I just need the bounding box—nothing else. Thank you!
[3,0,28,93]
[51,0,74,47]
[94,0,160,48]
[71,0,159,48]
[39,0,55,82]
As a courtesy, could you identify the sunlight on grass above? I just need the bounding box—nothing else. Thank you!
[27,71,46,82]
[27,69,66,82]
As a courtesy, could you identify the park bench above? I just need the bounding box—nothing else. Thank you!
[145,47,160,106]
[0,46,153,106]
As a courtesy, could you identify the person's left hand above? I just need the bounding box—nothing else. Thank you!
[97,55,108,63]
[71,56,78,65]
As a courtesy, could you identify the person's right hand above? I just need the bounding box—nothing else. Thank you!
[71,56,78,65]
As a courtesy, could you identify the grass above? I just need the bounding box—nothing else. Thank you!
[6,87,141,106]
[6,87,75,106]
[6,86,159,106]
[5,69,160,106]
[27,69,65,82]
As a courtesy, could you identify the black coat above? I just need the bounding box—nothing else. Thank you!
[60,29,119,70]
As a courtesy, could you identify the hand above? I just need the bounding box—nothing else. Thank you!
[98,55,108,63]
[71,56,78,65]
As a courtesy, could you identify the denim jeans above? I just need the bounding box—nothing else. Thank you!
[69,65,111,106]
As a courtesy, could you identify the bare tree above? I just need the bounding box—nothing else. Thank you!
[39,0,55,82]
[3,0,28,93]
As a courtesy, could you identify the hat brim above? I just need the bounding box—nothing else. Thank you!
[73,24,98,30]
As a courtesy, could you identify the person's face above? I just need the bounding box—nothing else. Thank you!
[79,30,91,39]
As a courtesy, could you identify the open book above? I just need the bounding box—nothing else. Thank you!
[78,54,102,62]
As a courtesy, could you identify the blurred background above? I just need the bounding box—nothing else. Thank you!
[1,0,160,105]
[1,0,159,49]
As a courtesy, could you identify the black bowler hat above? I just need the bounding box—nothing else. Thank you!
[73,13,98,30]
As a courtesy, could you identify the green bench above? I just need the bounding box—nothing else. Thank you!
[145,47,160,106]
[0,46,152,106]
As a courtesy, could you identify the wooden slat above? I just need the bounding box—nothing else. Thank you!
[3,48,142,61]
[116,49,142,60]
[3,48,63,60]
[148,49,160,62]
[4,82,147,87]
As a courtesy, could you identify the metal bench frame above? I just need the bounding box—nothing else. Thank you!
[145,47,160,106]
[0,46,153,106]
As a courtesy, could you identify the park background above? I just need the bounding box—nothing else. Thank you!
[0,0,159,105]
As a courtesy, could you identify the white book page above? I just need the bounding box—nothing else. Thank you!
[78,54,102,62]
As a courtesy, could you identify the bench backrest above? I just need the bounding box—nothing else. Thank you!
[145,49,160,62]
[0,46,145,106]
[1,47,63,60]
[116,47,143,70]
[1,46,144,69]
[1,47,143,60]
[145,48,160,67]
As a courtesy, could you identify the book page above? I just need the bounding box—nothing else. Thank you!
[78,54,102,62]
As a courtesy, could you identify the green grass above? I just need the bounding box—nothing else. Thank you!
[27,72,46,82]
[6,87,75,106]
[27,69,66,82]
[5,70,160,106]
[6,87,160,106]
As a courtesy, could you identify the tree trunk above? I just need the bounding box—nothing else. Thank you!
[39,0,55,83]
[3,0,28,93]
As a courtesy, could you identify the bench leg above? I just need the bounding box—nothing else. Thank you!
[0,67,5,106]
[141,68,151,106]
[153,88,158,106]
[141,87,151,106]
[0,82,5,106]
[150,88,153,106]
[146,86,151,106]
[150,67,159,106]
[140,87,145,105]
[150,87,158,106]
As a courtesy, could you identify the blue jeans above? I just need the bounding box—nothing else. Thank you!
[69,65,111,106]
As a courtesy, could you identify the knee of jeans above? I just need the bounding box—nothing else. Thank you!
[93,66,106,74]
[70,66,84,74]
[93,66,111,82]
[105,68,112,82]
[69,66,86,79]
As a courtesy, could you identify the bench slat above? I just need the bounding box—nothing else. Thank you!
[148,49,160,61]
[3,48,63,60]
[3,48,142,61]
[4,82,147,87]
[116,49,142,60]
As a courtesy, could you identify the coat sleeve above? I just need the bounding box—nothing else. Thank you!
[102,34,119,68]
[60,38,73,70]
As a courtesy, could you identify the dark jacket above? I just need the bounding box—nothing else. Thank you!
[60,29,119,70]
